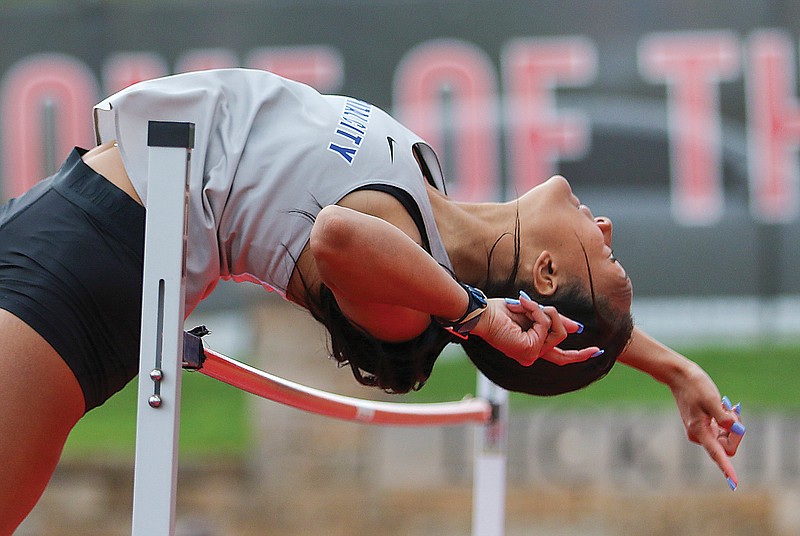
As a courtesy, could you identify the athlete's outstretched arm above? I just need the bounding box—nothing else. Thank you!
[618,327,745,489]
[308,204,597,365]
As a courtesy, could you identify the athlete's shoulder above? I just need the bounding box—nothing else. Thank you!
[336,189,423,246]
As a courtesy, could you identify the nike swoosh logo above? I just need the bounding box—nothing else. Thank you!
[387,136,396,162]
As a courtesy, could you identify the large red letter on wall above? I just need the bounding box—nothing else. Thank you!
[176,48,239,74]
[502,37,596,194]
[246,46,344,92]
[639,31,740,225]
[1,54,98,199]
[746,30,800,223]
[103,52,168,95]
[393,39,499,201]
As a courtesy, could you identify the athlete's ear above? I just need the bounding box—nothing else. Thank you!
[532,250,558,297]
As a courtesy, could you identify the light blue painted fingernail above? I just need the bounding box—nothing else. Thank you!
[731,422,746,436]
[575,321,585,334]
[504,297,520,305]
[726,477,737,491]
[519,290,532,301]
[590,349,605,358]
[722,396,733,410]
[734,403,741,415]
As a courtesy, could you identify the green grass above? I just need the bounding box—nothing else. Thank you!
[411,343,800,411]
[63,342,799,459]
[63,370,250,460]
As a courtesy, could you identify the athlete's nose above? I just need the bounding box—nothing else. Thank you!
[595,216,613,246]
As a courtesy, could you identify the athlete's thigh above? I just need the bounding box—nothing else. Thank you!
[0,309,84,535]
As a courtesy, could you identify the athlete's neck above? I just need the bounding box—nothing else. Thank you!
[427,186,519,286]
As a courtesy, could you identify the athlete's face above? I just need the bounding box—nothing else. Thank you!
[518,176,633,313]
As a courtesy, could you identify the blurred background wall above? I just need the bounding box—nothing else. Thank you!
[3,1,799,535]
[1,0,799,338]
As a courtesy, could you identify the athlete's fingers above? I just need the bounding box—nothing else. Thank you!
[539,305,570,354]
[540,346,604,366]
[700,424,740,491]
[717,396,746,456]
[514,292,552,349]
[505,296,585,336]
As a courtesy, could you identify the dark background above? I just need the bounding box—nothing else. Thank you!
[0,0,797,303]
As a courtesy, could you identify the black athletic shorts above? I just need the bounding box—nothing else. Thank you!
[0,148,145,412]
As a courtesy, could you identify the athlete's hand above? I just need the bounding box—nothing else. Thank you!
[668,362,745,490]
[472,292,601,366]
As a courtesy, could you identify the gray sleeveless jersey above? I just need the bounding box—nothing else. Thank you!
[94,69,452,313]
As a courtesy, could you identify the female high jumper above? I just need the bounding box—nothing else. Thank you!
[0,68,744,534]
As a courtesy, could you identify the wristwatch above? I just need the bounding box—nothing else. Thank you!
[434,283,488,339]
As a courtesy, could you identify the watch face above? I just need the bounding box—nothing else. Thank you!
[467,285,487,309]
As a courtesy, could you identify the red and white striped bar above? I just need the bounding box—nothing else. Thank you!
[199,347,493,426]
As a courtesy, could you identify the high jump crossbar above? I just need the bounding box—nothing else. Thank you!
[182,336,493,426]
[132,120,509,536]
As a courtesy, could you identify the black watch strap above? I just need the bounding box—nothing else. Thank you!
[434,283,488,339]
